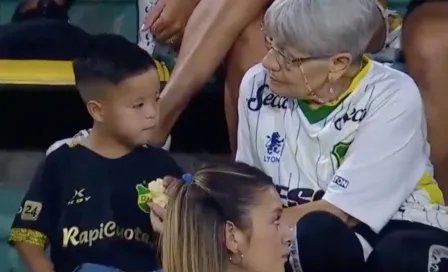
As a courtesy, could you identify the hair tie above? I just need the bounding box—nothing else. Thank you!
[182,173,193,184]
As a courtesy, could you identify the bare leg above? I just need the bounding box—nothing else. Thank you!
[224,13,266,156]
[402,2,448,200]
[153,0,272,146]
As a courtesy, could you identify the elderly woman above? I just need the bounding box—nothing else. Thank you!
[139,0,391,155]
[236,0,448,271]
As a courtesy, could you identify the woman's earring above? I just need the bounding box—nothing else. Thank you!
[328,87,336,102]
[229,250,244,265]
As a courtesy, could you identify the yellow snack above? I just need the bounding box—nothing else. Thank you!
[147,178,165,196]
[147,178,168,208]
[152,194,169,208]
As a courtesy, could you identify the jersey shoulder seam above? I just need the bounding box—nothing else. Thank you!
[240,63,266,97]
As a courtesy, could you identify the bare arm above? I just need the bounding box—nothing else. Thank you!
[14,242,53,272]
[283,200,359,228]
[402,3,448,200]
[154,0,271,145]
[10,159,57,272]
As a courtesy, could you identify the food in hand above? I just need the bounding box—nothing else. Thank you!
[152,194,169,209]
[147,178,168,208]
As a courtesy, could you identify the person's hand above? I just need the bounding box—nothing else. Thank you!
[142,0,165,32]
[163,175,183,196]
[149,176,183,233]
[143,0,199,44]
[149,202,165,233]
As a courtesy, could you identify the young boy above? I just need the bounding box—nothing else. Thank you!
[9,33,183,272]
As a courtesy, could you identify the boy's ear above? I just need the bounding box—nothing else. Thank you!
[86,100,104,122]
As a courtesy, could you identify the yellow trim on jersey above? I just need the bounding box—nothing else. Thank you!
[153,59,170,83]
[0,60,75,85]
[67,141,80,148]
[326,56,372,106]
[154,59,164,82]
[9,228,49,248]
[417,173,445,205]
[0,59,168,85]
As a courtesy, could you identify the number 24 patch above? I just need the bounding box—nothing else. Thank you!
[21,200,43,221]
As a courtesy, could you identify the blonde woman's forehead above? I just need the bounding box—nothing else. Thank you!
[251,187,283,214]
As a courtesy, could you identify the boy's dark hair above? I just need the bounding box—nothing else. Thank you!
[73,33,156,101]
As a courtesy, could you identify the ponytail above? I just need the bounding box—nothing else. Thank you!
[162,184,227,272]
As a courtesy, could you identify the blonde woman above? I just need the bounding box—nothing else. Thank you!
[161,162,293,272]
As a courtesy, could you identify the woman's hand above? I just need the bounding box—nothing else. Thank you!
[149,176,183,233]
[143,0,199,44]
[149,203,165,233]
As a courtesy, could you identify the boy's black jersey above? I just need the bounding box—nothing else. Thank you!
[10,144,183,272]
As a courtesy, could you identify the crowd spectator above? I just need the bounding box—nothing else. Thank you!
[162,162,293,272]
[141,0,399,156]
[9,34,182,272]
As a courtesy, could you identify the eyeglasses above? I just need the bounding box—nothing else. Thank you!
[261,23,327,70]
[261,22,332,103]
[264,36,324,70]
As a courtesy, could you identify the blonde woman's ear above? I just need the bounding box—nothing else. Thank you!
[224,222,239,254]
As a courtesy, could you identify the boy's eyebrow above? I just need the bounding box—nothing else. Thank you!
[132,92,160,101]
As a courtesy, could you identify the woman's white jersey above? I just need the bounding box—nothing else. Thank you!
[236,59,448,234]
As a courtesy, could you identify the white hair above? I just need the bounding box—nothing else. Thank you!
[264,0,380,59]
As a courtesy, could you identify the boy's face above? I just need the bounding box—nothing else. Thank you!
[101,69,160,146]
